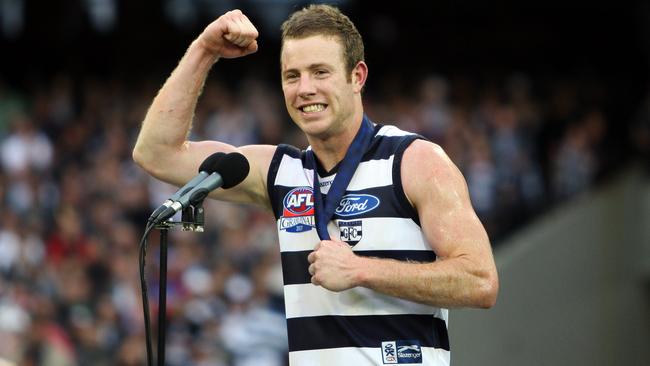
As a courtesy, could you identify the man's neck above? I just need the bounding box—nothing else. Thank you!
[308,115,363,172]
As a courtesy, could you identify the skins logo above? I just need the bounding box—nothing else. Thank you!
[335,194,380,217]
[381,340,422,364]
[280,187,315,233]
[338,220,362,246]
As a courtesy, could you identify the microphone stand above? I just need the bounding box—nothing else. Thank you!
[156,222,169,366]
[142,204,205,366]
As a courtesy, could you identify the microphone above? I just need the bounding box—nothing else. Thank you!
[152,152,250,224]
[148,152,226,223]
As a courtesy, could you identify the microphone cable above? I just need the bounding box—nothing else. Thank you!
[138,221,157,366]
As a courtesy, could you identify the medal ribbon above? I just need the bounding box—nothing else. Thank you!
[306,115,375,240]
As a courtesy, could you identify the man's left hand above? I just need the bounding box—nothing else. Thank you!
[307,240,363,292]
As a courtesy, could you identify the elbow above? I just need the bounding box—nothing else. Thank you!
[132,144,149,171]
[476,270,499,309]
[132,143,160,177]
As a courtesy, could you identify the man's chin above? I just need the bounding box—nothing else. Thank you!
[297,119,330,136]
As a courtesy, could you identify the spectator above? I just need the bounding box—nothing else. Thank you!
[0,113,53,176]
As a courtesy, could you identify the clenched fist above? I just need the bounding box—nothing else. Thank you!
[199,9,259,59]
[307,240,364,292]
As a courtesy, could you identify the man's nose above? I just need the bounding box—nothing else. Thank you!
[297,74,316,98]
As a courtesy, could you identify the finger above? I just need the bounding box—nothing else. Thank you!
[321,240,336,248]
[239,13,259,41]
[245,40,258,54]
[223,9,244,22]
[308,263,315,276]
[228,20,246,45]
[307,251,315,263]
[224,18,243,45]
[222,10,245,41]
[228,14,256,47]
[311,275,320,286]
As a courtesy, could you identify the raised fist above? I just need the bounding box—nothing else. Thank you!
[199,9,259,59]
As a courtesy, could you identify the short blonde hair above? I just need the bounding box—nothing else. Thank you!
[281,4,364,78]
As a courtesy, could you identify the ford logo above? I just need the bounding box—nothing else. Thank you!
[335,194,380,217]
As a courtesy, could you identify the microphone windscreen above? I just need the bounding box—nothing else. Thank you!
[218,152,250,189]
[198,152,227,173]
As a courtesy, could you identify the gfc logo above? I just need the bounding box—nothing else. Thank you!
[338,220,362,246]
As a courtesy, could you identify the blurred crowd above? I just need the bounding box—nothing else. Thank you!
[0,70,646,365]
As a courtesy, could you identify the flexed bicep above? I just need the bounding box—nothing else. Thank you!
[401,139,499,308]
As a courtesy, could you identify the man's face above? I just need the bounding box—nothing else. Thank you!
[281,35,358,139]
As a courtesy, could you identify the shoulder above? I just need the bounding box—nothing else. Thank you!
[370,124,423,161]
[402,139,454,169]
[264,143,304,190]
[265,143,304,174]
[401,139,469,211]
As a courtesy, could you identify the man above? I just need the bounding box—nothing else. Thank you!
[133,5,498,366]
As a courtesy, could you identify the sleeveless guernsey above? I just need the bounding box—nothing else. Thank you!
[266,124,450,366]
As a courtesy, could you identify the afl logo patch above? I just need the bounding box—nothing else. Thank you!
[280,187,315,233]
[283,187,314,216]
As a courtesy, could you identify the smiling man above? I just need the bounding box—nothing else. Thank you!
[133,5,498,366]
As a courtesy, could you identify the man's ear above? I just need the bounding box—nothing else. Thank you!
[351,61,368,93]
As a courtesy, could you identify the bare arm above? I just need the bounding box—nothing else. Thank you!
[132,10,275,208]
[308,140,498,308]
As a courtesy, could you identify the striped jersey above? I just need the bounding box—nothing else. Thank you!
[266,124,450,366]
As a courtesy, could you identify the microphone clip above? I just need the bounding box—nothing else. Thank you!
[180,203,205,232]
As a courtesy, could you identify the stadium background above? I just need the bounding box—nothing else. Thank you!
[0,1,649,365]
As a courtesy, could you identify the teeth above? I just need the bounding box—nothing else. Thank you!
[302,104,325,113]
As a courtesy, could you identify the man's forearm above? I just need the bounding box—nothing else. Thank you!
[355,255,497,309]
